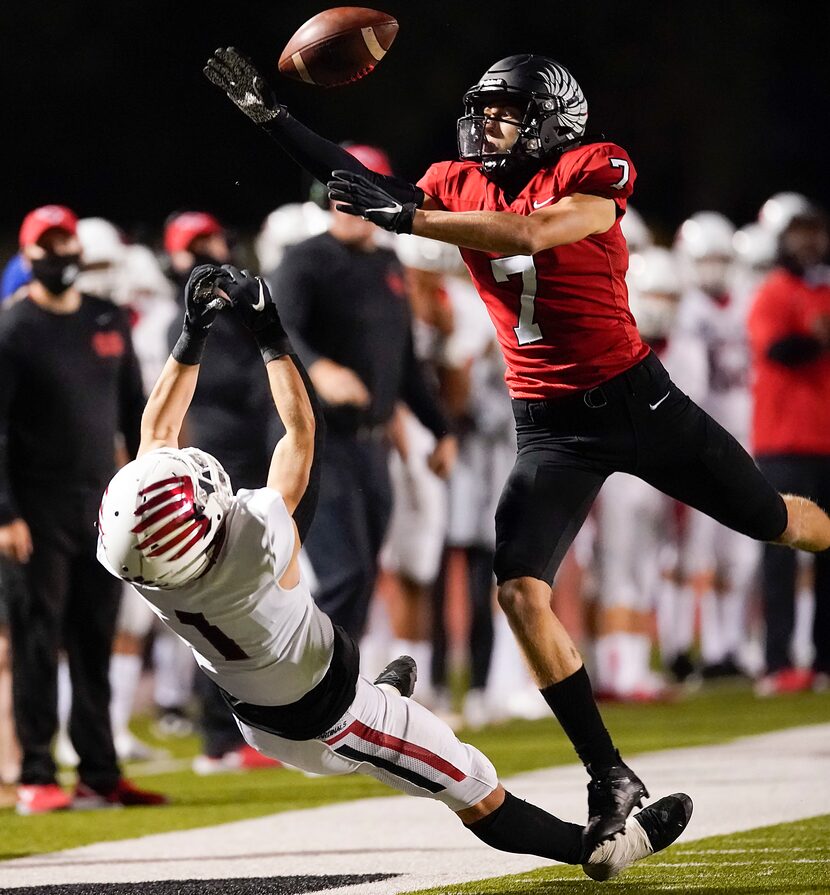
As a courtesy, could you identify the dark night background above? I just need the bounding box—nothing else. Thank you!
[3,1,829,252]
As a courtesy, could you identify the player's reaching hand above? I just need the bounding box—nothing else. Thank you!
[217,265,294,362]
[204,47,285,125]
[171,263,227,365]
[184,263,227,330]
[328,170,417,234]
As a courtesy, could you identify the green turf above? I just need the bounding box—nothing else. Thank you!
[1,683,827,861]
[404,813,830,894]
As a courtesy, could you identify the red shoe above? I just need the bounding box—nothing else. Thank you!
[237,744,282,770]
[16,783,72,815]
[192,744,282,775]
[755,667,816,697]
[73,778,169,808]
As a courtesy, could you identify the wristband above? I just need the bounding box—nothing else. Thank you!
[255,322,294,365]
[171,328,209,365]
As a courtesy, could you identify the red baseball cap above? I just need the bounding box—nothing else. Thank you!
[164,211,224,254]
[343,144,393,177]
[19,205,78,248]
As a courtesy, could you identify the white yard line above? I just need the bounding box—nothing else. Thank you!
[4,723,829,893]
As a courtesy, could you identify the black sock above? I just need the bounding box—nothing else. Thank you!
[465,790,584,865]
[539,665,619,774]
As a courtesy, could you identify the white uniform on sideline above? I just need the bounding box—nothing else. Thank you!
[118,486,497,808]
[674,284,761,671]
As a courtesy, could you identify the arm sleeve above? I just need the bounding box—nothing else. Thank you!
[558,143,636,212]
[261,114,425,205]
[0,332,20,524]
[400,330,451,439]
[268,248,323,369]
[117,312,146,460]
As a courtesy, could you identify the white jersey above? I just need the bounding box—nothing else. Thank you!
[675,286,752,444]
[130,487,334,707]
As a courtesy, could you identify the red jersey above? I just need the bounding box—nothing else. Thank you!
[747,268,830,456]
[417,142,648,398]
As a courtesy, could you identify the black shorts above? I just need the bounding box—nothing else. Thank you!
[494,351,788,585]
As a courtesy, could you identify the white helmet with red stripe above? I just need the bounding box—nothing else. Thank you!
[97,447,232,588]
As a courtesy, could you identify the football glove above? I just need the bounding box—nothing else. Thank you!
[171,264,226,364]
[217,265,293,363]
[203,47,285,125]
[327,170,417,234]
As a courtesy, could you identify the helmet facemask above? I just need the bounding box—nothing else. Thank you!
[457,56,588,174]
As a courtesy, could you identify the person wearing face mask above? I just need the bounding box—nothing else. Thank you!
[748,207,830,696]
[0,205,166,813]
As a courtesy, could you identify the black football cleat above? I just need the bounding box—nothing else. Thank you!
[373,655,418,697]
[582,754,650,853]
[582,792,693,881]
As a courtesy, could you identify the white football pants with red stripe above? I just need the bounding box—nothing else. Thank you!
[236,676,498,811]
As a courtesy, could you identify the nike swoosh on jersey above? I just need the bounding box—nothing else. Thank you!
[649,391,671,410]
[252,280,266,312]
[532,196,556,209]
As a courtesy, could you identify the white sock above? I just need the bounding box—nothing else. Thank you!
[699,590,725,665]
[720,588,747,660]
[153,632,195,709]
[629,633,654,688]
[57,657,72,733]
[109,653,143,738]
[594,632,626,693]
[486,611,532,713]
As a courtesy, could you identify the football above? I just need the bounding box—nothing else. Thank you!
[278,7,398,88]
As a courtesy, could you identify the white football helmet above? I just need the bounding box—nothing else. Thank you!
[757,191,814,235]
[255,202,330,273]
[620,205,653,255]
[674,211,736,294]
[75,217,128,302]
[628,247,683,340]
[394,233,463,274]
[733,222,777,272]
[98,448,232,589]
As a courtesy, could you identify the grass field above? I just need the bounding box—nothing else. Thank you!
[406,814,830,894]
[1,682,827,867]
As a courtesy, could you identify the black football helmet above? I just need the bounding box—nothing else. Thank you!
[457,54,588,173]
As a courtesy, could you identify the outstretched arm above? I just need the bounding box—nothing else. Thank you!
[328,170,617,254]
[216,266,324,536]
[139,265,225,456]
[204,47,423,206]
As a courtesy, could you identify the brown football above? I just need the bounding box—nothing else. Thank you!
[278,7,398,88]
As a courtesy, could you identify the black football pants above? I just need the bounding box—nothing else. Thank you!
[8,487,121,789]
[494,351,788,586]
[756,455,830,674]
[302,431,393,640]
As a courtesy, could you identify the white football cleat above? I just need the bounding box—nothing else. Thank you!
[582,793,693,881]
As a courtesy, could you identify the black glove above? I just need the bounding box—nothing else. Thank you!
[171,264,226,365]
[203,47,285,125]
[327,170,417,234]
[218,265,293,363]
